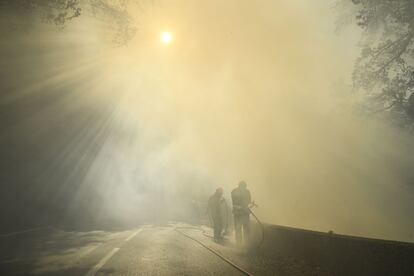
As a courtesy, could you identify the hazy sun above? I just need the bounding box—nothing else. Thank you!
[160,32,173,44]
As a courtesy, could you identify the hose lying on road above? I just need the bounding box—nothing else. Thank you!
[205,208,264,250]
[249,208,265,251]
[174,227,253,276]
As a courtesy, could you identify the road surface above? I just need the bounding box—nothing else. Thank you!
[0,224,325,275]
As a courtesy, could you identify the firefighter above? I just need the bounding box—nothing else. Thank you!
[231,181,252,246]
[207,187,227,242]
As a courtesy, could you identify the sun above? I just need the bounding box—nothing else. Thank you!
[160,32,173,44]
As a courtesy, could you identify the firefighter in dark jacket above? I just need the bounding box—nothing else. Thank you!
[231,181,252,246]
[207,187,227,242]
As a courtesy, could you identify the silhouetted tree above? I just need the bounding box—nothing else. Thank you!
[339,0,414,127]
[0,0,143,44]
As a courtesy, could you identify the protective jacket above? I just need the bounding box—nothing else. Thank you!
[208,193,226,219]
[231,187,251,216]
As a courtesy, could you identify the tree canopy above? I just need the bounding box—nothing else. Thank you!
[0,0,142,44]
[343,0,414,127]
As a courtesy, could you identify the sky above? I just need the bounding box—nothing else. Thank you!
[1,0,414,242]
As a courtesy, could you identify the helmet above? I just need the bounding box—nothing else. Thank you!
[238,181,247,188]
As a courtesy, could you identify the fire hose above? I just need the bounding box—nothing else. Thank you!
[174,227,254,276]
[249,202,265,250]
[175,203,265,276]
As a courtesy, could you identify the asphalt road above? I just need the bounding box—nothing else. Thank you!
[0,224,326,276]
[89,225,243,276]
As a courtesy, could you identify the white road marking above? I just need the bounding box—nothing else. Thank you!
[84,228,143,276]
[85,247,119,276]
[79,243,101,259]
[125,228,143,242]
[64,243,102,269]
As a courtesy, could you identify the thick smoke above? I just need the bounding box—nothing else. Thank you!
[1,0,414,241]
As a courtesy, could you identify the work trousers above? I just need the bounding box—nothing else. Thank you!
[234,213,250,245]
[212,216,223,240]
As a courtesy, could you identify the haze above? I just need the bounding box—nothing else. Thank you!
[1,0,414,243]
